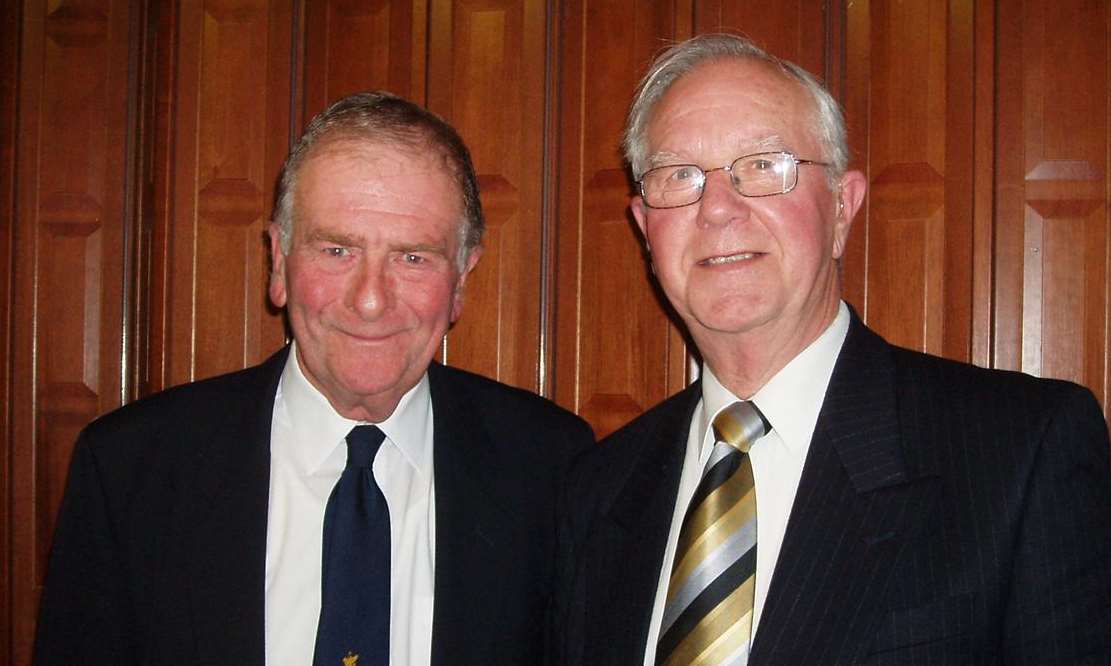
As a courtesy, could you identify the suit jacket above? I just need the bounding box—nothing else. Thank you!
[34,347,594,666]
[550,315,1111,665]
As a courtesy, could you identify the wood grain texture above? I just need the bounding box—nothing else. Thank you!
[842,0,974,360]
[0,1,18,663]
[553,0,682,437]
[429,0,548,393]
[155,0,291,390]
[693,0,826,76]
[302,0,423,117]
[994,0,1110,413]
[5,2,1111,663]
[8,1,135,663]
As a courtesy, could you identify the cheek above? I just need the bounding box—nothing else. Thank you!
[287,268,344,316]
[645,219,690,266]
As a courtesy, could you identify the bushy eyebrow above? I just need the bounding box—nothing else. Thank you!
[397,242,450,256]
[645,135,790,169]
[303,228,362,247]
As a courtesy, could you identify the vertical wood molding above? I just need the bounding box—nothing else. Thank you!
[843,0,975,359]
[553,0,687,437]
[302,0,422,118]
[9,1,136,662]
[994,0,1110,414]
[428,0,548,392]
[5,3,1111,661]
[0,2,19,663]
[971,0,995,369]
[157,0,291,389]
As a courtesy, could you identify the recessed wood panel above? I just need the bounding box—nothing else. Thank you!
[9,1,135,663]
[995,0,1109,410]
[554,0,689,436]
[429,0,548,392]
[693,0,827,77]
[302,0,423,120]
[844,0,974,359]
[159,0,291,388]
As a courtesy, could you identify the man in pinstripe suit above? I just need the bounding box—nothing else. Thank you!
[549,34,1111,664]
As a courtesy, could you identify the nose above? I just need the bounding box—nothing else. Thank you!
[697,168,750,227]
[349,256,393,320]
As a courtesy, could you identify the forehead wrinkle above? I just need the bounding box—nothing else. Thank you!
[646,134,791,170]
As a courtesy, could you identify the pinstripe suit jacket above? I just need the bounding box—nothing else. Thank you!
[550,314,1111,664]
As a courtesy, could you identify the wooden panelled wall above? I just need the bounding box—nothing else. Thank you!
[2,0,1109,662]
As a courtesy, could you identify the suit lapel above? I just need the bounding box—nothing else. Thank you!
[751,317,940,663]
[427,364,518,664]
[585,385,701,663]
[184,348,287,666]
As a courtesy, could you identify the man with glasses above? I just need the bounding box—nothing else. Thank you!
[549,33,1111,664]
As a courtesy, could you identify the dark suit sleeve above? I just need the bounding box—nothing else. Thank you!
[33,431,137,666]
[1003,385,1111,664]
[546,449,584,666]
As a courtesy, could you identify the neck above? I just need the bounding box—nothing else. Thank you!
[697,300,840,399]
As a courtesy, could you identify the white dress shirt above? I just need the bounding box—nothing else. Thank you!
[642,302,850,664]
[265,343,436,666]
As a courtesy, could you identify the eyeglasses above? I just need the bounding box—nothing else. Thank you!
[637,151,831,209]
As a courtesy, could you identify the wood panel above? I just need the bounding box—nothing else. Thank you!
[6,2,1111,662]
[9,1,136,663]
[0,3,19,663]
[693,0,827,77]
[554,0,690,437]
[994,0,1111,411]
[302,0,426,118]
[428,0,549,392]
[842,0,975,360]
[151,0,292,391]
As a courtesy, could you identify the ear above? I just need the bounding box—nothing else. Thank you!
[631,194,653,254]
[267,222,289,308]
[831,169,866,260]
[631,194,649,237]
[450,245,484,323]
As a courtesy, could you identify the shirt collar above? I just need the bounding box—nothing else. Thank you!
[699,301,850,458]
[278,341,434,477]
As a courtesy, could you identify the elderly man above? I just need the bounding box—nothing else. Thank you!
[550,34,1111,664]
[34,92,593,666]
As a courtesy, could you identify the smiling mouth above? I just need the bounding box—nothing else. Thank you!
[699,251,761,266]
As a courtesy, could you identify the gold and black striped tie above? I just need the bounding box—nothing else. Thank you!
[657,401,768,666]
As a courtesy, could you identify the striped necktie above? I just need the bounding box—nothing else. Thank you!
[657,401,769,666]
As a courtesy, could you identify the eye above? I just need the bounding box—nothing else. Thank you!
[668,165,702,183]
[323,246,350,258]
[750,158,775,171]
[403,253,425,265]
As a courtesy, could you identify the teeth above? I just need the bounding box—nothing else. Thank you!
[702,252,756,266]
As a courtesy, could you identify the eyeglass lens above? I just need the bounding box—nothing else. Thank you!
[640,152,800,208]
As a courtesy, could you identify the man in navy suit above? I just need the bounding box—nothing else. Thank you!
[35,91,593,665]
[549,34,1111,664]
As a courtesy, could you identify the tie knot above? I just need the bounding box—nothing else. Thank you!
[345,425,386,469]
[712,401,768,453]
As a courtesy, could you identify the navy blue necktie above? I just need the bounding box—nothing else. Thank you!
[313,425,390,666]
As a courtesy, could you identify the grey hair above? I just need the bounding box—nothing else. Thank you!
[273,91,484,270]
[623,33,849,188]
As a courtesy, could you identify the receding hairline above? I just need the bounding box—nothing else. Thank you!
[284,134,472,254]
[640,54,826,159]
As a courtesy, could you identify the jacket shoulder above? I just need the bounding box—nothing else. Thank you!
[81,349,285,447]
[430,362,594,436]
[889,343,1094,407]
